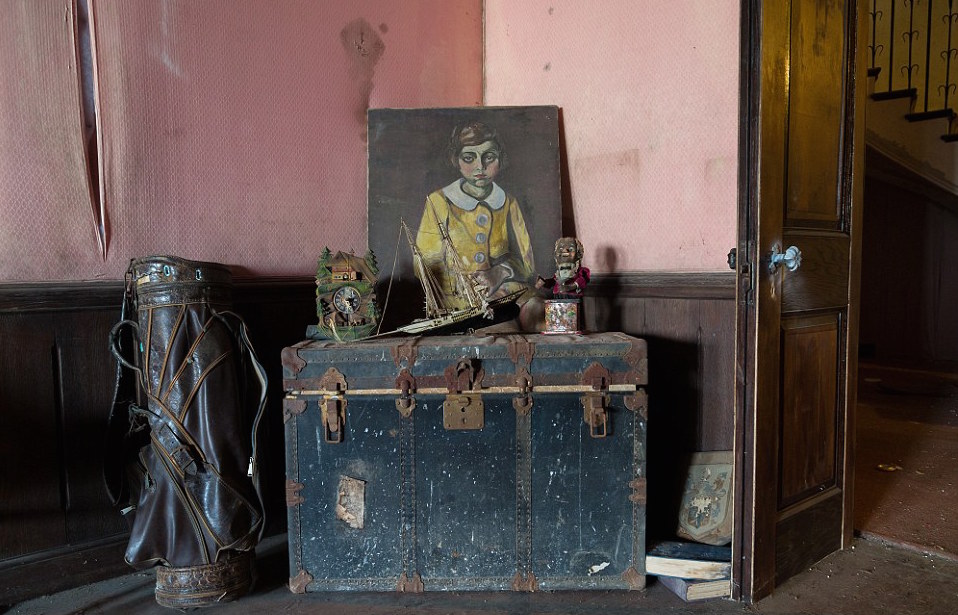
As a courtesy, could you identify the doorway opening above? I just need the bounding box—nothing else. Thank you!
[854,145,958,559]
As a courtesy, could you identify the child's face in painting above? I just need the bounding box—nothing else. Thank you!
[457,140,501,190]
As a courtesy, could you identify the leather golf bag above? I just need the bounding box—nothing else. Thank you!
[105,256,267,608]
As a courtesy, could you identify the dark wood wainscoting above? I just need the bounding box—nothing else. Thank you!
[861,147,958,365]
[585,271,737,539]
[0,277,315,606]
[0,271,735,604]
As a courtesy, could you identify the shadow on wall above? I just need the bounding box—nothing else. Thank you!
[639,336,702,542]
[587,263,710,542]
[233,282,318,536]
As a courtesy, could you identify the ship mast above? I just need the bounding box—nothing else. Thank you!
[428,207,486,309]
[401,214,485,319]
[402,220,446,317]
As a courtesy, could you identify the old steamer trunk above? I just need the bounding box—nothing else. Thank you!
[281,332,647,592]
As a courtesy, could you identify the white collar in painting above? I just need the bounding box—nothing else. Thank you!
[441,180,506,211]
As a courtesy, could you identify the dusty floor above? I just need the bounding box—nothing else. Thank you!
[855,364,958,556]
[6,365,958,614]
[7,536,958,615]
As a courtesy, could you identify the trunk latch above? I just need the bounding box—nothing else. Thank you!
[395,368,416,417]
[581,363,610,438]
[443,358,485,430]
[320,368,347,443]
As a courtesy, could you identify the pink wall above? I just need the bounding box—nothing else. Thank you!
[0,2,99,281]
[1,0,738,281]
[484,1,740,272]
[1,0,482,281]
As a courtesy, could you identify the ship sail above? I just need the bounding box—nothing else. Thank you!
[370,217,524,338]
[401,216,487,319]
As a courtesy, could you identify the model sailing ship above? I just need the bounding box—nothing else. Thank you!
[379,218,524,337]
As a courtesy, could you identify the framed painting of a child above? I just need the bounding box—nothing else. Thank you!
[367,106,562,330]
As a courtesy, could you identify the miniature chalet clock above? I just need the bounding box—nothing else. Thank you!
[307,248,380,341]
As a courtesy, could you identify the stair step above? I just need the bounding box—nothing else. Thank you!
[871,88,917,101]
[905,109,955,122]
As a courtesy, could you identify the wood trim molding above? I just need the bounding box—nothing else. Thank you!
[0,536,131,606]
[0,276,316,313]
[865,146,958,217]
[0,281,124,313]
[0,272,736,313]
[586,271,736,299]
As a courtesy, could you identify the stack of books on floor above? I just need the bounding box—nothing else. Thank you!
[646,541,732,602]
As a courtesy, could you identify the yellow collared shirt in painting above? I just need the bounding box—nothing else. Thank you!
[416,180,536,309]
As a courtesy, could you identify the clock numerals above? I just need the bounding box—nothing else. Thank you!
[333,286,362,314]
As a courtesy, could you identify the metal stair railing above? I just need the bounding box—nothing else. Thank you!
[869,0,958,141]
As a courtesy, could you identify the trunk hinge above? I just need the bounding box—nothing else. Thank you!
[581,362,611,438]
[391,339,419,369]
[443,358,485,430]
[509,335,535,415]
[319,368,347,443]
[507,335,535,366]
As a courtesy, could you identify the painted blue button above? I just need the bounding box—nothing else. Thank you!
[474,252,486,263]
[476,232,487,243]
[476,213,489,226]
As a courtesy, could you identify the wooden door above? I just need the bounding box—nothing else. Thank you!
[736,0,865,601]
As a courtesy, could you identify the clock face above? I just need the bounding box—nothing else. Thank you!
[332,285,362,314]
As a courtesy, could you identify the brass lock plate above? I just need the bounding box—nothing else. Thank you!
[443,393,484,430]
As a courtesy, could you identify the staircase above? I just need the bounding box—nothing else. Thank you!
[869,0,958,141]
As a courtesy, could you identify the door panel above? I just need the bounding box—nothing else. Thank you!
[779,314,840,508]
[781,232,851,312]
[786,0,845,226]
[739,0,864,601]
[774,490,842,585]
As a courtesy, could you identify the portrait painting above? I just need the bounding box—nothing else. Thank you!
[367,106,562,330]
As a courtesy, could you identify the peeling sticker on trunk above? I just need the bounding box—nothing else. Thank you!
[588,562,610,575]
[336,476,366,529]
